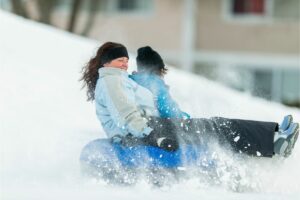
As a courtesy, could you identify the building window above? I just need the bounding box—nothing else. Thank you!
[273,0,300,21]
[117,0,138,11]
[281,69,300,107]
[232,0,266,15]
[224,0,300,22]
[99,0,153,14]
[223,0,270,23]
[252,69,272,100]
[0,0,11,10]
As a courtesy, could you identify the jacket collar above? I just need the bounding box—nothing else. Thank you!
[98,67,128,78]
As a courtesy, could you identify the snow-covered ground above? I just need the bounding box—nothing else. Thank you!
[1,10,299,200]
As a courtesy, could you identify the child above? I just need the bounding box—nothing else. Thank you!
[130,46,190,119]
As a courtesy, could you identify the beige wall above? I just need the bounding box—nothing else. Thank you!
[196,0,300,54]
[67,0,183,53]
[51,0,299,56]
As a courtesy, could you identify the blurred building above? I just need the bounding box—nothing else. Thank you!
[1,0,300,107]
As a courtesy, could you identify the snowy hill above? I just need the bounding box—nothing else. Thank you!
[1,10,299,200]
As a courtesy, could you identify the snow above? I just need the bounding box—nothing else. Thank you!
[1,10,300,199]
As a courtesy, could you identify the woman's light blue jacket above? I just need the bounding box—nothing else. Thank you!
[95,67,158,138]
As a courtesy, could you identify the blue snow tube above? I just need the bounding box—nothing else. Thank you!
[80,138,215,170]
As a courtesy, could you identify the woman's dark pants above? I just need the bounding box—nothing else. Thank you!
[147,117,278,157]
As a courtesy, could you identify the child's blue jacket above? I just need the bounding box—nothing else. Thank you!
[130,73,190,119]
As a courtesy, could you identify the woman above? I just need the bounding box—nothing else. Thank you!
[130,46,190,119]
[81,41,299,157]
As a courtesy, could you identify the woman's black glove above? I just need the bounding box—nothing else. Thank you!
[143,130,179,152]
[111,130,179,152]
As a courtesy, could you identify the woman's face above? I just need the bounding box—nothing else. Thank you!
[104,57,129,71]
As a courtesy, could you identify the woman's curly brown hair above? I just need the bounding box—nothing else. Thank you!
[80,42,125,101]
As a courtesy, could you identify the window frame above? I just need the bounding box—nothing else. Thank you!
[222,0,274,24]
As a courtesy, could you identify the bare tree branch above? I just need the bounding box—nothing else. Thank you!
[68,0,83,32]
[81,0,100,36]
[11,0,29,18]
[36,0,58,25]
